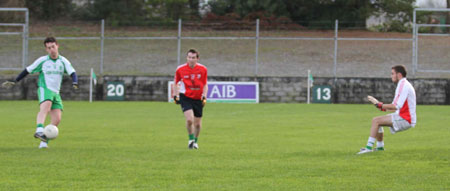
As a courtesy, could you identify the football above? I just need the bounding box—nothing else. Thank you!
[44,124,59,139]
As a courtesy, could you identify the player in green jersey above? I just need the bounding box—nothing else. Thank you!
[2,37,78,148]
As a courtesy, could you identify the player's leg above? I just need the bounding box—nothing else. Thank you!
[375,127,385,151]
[184,110,195,149]
[50,94,63,126]
[193,117,202,149]
[50,109,62,126]
[34,100,52,142]
[184,109,195,134]
[358,115,392,154]
[370,115,392,137]
[37,101,52,125]
[40,95,63,148]
[180,94,196,149]
[192,100,203,149]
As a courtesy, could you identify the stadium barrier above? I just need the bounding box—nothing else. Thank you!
[1,75,449,104]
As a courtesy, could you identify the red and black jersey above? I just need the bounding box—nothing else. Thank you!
[174,63,208,100]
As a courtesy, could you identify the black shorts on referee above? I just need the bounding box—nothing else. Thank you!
[179,93,203,117]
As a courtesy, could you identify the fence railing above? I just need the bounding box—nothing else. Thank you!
[1,8,450,78]
[0,7,28,70]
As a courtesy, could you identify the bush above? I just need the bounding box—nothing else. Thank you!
[387,20,410,32]
[368,20,411,33]
[25,0,74,20]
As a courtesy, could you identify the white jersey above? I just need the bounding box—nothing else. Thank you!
[26,55,75,93]
[392,78,416,126]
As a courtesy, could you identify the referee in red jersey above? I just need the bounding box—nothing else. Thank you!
[172,49,208,149]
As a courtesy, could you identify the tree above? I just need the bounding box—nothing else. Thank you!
[371,0,415,21]
[207,0,372,28]
[207,0,289,19]
[25,0,74,20]
[74,0,194,25]
[370,0,415,32]
[87,0,147,25]
[188,0,200,18]
[0,0,25,22]
[284,0,372,28]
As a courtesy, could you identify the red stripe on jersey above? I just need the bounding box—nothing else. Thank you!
[399,100,412,124]
[393,80,405,106]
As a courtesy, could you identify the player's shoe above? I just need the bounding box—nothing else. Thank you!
[34,132,47,142]
[375,147,385,151]
[188,140,195,149]
[193,143,199,149]
[38,141,48,149]
[357,147,373,155]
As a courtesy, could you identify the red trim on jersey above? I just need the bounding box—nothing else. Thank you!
[399,100,412,124]
[393,79,405,106]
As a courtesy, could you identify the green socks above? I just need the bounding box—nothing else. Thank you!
[188,134,198,143]
[366,137,376,150]
[36,123,44,133]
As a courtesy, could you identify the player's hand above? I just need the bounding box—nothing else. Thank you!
[72,83,79,90]
[173,95,180,104]
[202,95,206,107]
[1,81,15,89]
[375,102,386,111]
[367,95,379,104]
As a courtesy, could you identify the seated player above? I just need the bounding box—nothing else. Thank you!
[358,65,416,154]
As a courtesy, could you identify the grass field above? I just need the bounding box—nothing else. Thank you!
[0,101,449,190]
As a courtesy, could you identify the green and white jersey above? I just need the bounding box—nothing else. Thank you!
[26,55,75,93]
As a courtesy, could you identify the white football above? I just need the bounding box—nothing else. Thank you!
[44,124,59,139]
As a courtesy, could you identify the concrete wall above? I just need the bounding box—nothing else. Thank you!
[1,75,449,104]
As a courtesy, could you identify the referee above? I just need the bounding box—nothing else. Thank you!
[172,49,208,149]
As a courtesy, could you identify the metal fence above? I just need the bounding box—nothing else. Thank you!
[1,8,449,78]
[413,8,450,74]
[0,8,28,70]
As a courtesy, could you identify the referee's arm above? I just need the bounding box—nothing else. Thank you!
[172,71,181,97]
[202,83,208,98]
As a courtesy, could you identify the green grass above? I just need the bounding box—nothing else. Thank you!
[0,101,449,190]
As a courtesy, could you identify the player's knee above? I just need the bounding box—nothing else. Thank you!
[40,107,51,114]
[186,118,193,125]
[52,117,61,125]
[372,117,380,125]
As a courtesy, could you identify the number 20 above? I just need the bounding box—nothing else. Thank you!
[107,84,124,97]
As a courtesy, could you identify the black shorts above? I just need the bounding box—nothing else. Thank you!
[179,93,203,117]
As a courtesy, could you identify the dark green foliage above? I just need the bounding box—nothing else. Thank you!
[207,0,416,30]
[371,0,415,32]
[22,0,417,30]
[74,0,147,25]
[72,0,197,26]
[25,0,74,20]
[207,0,373,29]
